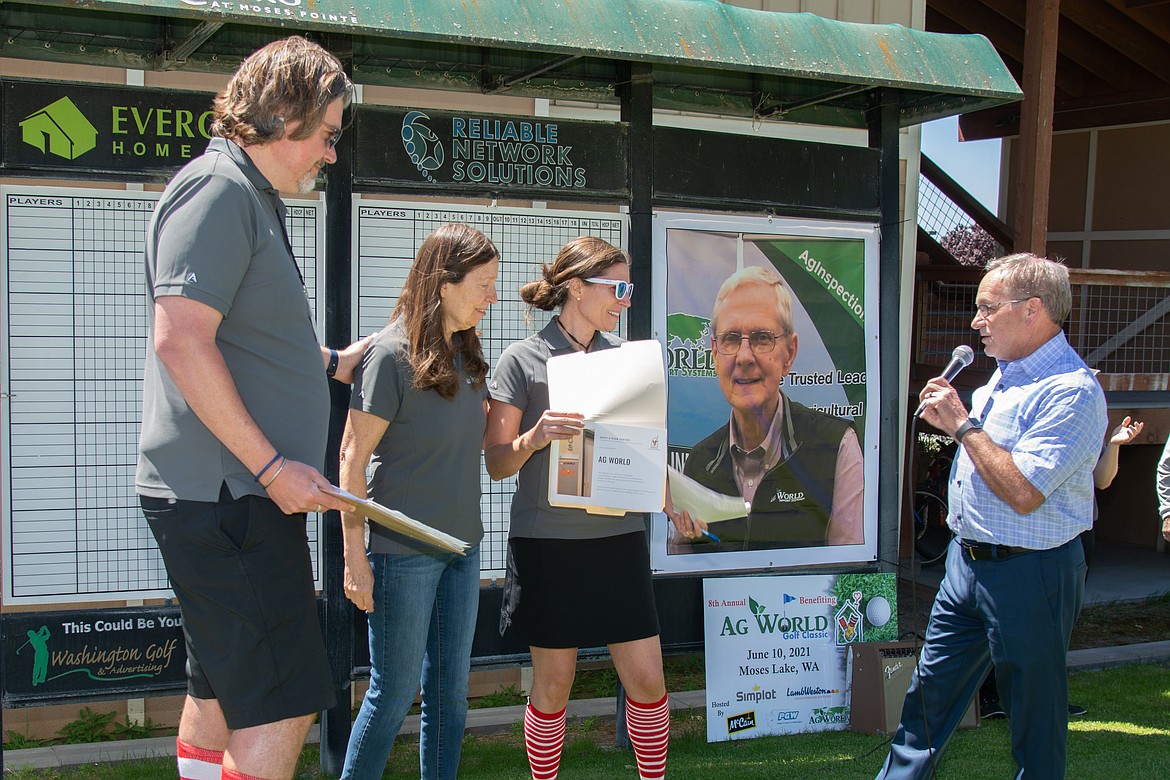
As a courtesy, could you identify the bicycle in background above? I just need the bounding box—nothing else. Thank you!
[913,436,956,567]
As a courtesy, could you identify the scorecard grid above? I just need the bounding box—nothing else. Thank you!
[2,187,325,604]
[1,188,626,603]
[354,202,627,578]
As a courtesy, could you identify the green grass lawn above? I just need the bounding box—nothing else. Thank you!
[6,662,1169,779]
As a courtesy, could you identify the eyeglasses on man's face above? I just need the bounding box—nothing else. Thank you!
[326,127,344,149]
[713,329,788,355]
[973,298,1030,319]
[585,278,634,301]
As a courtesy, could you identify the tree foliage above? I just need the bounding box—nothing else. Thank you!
[940,223,999,267]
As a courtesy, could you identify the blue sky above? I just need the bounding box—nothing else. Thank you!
[920,115,1002,213]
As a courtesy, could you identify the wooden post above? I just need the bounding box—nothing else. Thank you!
[1013,0,1061,255]
[867,89,903,579]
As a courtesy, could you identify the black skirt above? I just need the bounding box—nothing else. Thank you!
[501,531,660,649]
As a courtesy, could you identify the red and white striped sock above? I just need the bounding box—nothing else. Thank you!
[220,768,267,780]
[175,738,223,780]
[524,702,567,780]
[626,693,670,779]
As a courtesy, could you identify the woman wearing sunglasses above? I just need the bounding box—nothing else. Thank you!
[484,236,670,780]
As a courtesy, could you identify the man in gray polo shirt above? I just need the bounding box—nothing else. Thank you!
[136,37,368,780]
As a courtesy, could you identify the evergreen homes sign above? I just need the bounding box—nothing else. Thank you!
[2,79,216,177]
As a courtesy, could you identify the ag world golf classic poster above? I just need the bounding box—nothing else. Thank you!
[703,572,897,742]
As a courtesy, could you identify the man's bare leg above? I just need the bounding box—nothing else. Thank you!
[224,713,316,779]
[179,695,230,752]
[176,696,227,779]
[179,695,314,780]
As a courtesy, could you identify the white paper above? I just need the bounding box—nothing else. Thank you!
[321,485,470,555]
[548,423,668,514]
[547,340,666,426]
[546,340,668,514]
[666,466,750,524]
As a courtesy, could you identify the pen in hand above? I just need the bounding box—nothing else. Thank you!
[700,528,721,543]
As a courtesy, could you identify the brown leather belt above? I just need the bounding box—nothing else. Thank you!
[960,539,1032,561]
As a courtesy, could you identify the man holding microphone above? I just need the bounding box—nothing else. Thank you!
[876,253,1106,780]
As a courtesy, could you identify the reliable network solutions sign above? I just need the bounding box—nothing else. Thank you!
[353,105,627,197]
[2,79,215,177]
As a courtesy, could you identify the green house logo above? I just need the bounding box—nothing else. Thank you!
[20,97,98,160]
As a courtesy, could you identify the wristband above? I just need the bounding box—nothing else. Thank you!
[326,348,339,378]
[261,456,287,489]
[254,451,283,483]
[954,419,982,443]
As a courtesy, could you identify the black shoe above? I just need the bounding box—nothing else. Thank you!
[1068,703,1088,717]
[980,697,1006,719]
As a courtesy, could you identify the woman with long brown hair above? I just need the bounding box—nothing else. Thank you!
[339,223,498,780]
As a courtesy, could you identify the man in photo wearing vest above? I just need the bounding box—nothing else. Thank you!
[675,265,864,552]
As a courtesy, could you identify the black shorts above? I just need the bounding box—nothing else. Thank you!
[141,487,335,729]
[502,531,660,649]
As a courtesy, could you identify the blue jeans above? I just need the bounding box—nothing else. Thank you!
[341,546,481,780]
[876,537,1085,780]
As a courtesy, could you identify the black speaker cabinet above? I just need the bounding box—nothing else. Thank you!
[847,641,979,734]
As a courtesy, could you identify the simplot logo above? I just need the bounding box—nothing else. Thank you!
[736,687,776,704]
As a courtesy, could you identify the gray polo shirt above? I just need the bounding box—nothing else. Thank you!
[488,320,645,540]
[353,321,487,554]
[137,138,329,501]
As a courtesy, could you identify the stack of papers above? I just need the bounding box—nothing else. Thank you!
[545,340,668,515]
[321,485,471,555]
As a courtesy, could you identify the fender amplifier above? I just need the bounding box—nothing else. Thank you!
[847,641,979,734]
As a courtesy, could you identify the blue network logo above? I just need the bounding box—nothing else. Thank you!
[401,110,444,182]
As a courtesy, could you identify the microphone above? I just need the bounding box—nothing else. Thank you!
[913,345,975,418]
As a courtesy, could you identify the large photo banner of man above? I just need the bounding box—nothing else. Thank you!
[650,214,879,573]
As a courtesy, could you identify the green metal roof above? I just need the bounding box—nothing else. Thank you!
[1,0,1021,127]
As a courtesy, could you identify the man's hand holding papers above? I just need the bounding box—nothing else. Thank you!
[321,485,471,555]
[665,466,750,542]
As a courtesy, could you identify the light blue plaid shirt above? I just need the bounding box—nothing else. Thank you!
[947,332,1107,549]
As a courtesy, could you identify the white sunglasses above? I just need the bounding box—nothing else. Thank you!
[584,277,634,301]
